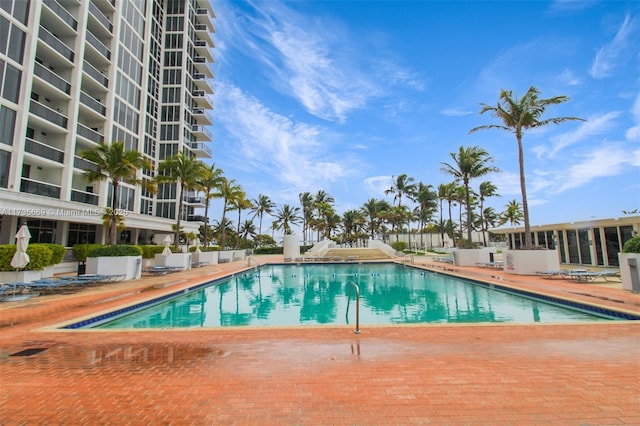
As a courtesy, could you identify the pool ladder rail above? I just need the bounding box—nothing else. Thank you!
[345,282,361,334]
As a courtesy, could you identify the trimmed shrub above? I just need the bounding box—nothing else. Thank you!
[391,241,407,252]
[622,236,640,253]
[188,245,220,252]
[253,246,283,255]
[37,243,66,265]
[138,245,181,258]
[0,244,52,271]
[87,245,142,257]
[73,244,104,261]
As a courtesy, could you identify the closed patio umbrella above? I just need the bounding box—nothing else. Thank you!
[162,235,172,256]
[194,239,202,254]
[7,224,32,301]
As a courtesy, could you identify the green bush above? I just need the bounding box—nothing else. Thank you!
[138,245,182,258]
[0,244,52,271]
[622,235,640,253]
[391,241,407,252]
[254,246,283,255]
[87,245,142,257]
[36,243,66,265]
[188,245,220,252]
[73,244,104,261]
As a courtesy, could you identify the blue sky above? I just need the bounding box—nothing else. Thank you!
[206,0,640,231]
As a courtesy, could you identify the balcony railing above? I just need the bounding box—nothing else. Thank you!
[184,196,204,204]
[29,100,68,129]
[33,62,71,95]
[80,91,106,116]
[86,31,111,60]
[187,215,205,222]
[74,155,100,172]
[191,125,212,139]
[25,138,65,163]
[20,178,61,199]
[83,61,109,88]
[38,26,74,62]
[188,142,212,157]
[43,0,77,30]
[71,189,99,205]
[88,1,113,32]
[77,123,104,144]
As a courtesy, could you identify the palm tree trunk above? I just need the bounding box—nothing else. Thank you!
[175,183,184,249]
[464,181,472,244]
[517,135,532,248]
[203,198,210,248]
[111,181,119,245]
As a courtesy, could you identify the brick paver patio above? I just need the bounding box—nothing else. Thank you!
[1,256,639,425]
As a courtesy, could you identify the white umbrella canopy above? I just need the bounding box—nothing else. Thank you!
[10,224,31,270]
[162,235,172,256]
[194,238,201,254]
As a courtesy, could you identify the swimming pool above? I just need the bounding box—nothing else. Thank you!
[72,263,632,329]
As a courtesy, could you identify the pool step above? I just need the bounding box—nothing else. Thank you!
[324,248,392,260]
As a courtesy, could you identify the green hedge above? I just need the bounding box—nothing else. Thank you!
[73,244,104,261]
[622,236,640,253]
[36,243,66,265]
[87,245,142,257]
[253,246,283,255]
[188,245,220,252]
[0,244,52,271]
[138,245,181,258]
[391,241,407,251]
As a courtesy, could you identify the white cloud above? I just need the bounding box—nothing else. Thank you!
[548,111,622,156]
[215,83,357,191]
[441,108,473,117]
[363,176,393,198]
[556,68,582,86]
[627,93,640,141]
[590,14,637,78]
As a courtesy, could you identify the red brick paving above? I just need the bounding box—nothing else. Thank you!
[1,256,639,425]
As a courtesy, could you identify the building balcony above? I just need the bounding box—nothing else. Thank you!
[33,62,71,95]
[188,142,212,158]
[191,125,212,141]
[192,72,213,94]
[184,195,205,206]
[195,9,215,32]
[29,100,68,129]
[88,1,113,33]
[71,189,99,205]
[83,60,109,89]
[74,155,100,173]
[191,107,213,126]
[24,138,65,164]
[192,90,214,109]
[42,0,78,31]
[79,91,106,117]
[194,24,214,46]
[187,215,206,222]
[86,30,111,60]
[76,123,105,144]
[20,178,61,199]
[194,40,214,63]
[38,26,74,63]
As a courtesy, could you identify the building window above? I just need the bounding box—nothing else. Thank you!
[0,149,10,187]
[24,220,56,243]
[2,62,21,103]
[67,223,97,245]
[0,105,16,145]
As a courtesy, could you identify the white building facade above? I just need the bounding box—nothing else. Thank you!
[0,0,215,246]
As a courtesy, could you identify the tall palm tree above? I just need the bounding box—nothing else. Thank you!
[440,182,460,247]
[501,199,524,227]
[313,190,334,240]
[298,192,314,244]
[229,190,251,237]
[441,146,499,246]
[478,181,499,246]
[274,204,302,235]
[198,164,224,248]
[470,86,584,248]
[80,141,153,245]
[251,194,275,236]
[157,152,207,249]
[360,198,391,239]
[216,178,243,249]
[415,182,438,249]
[385,174,417,207]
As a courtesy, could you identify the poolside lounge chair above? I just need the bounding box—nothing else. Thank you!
[143,266,183,275]
[535,270,566,279]
[20,278,85,292]
[562,269,620,283]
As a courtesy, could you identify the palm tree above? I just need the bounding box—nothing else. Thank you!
[251,194,275,236]
[440,182,460,247]
[80,141,153,245]
[216,178,243,249]
[478,181,499,246]
[157,152,207,249]
[198,164,224,248]
[299,192,314,244]
[360,198,391,240]
[441,146,499,246]
[229,190,251,237]
[502,199,524,227]
[470,86,584,248]
[274,204,302,235]
[385,174,417,206]
[415,182,438,249]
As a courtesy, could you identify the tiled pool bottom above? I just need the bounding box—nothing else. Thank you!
[62,264,639,329]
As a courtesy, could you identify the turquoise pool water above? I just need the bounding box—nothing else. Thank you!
[91,263,617,329]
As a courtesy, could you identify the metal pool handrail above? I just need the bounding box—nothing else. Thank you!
[345,282,361,334]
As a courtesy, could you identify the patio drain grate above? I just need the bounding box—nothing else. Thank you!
[10,348,48,357]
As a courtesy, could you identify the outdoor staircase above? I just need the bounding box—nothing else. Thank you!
[323,248,393,261]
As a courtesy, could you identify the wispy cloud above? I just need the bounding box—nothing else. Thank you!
[214,83,358,194]
[363,176,393,198]
[590,14,637,78]
[626,93,640,141]
[441,108,473,117]
[556,68,582,86]
[546,111,622,156]
[548,0,598,13]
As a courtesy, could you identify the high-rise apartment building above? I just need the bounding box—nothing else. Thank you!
[0,0,215,246]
